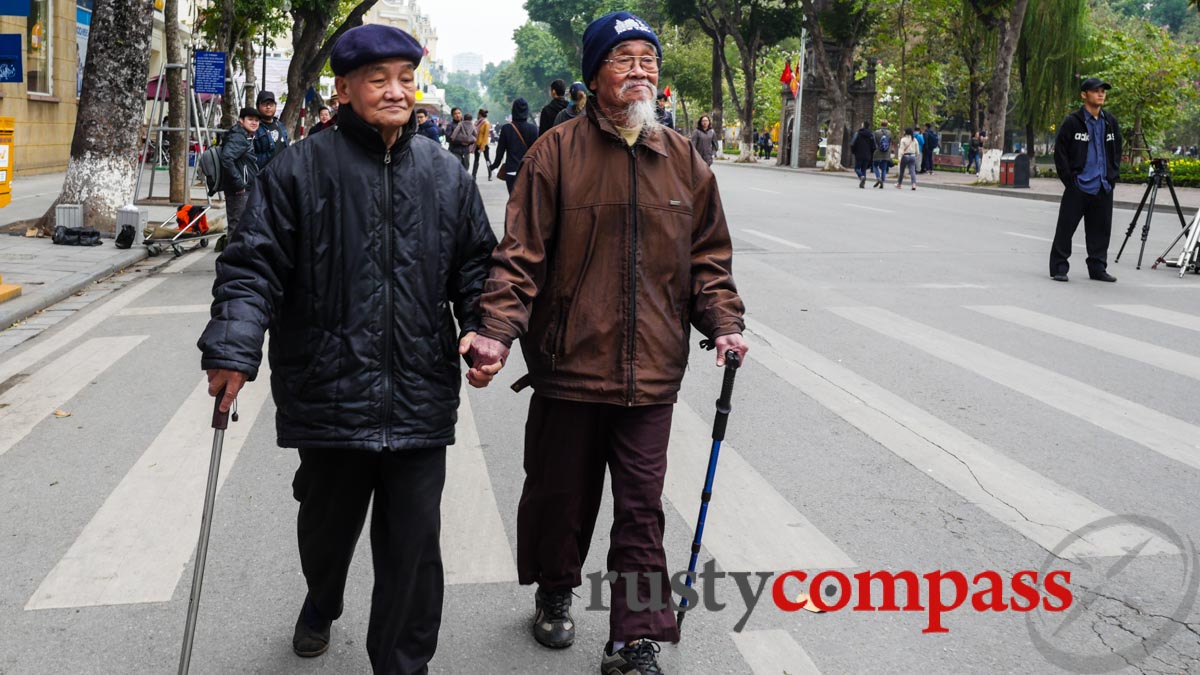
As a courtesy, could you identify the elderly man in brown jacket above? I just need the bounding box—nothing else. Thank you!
[462,11,747,675]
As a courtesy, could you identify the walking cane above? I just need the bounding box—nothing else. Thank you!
[676,350,741,633]
[177,388,237,675]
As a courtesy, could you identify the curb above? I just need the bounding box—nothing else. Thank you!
[0,246,148,329]
[714,160,1200,216]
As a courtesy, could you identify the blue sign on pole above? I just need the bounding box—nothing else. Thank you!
[0,0,29,16]
[193,51,225,95]
[0,34,21,83]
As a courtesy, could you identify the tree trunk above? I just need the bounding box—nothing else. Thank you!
[218,0,236,129]
[242,37,256,108]
[36,0,154,236]
[165,0,187,203]
[280,0,381,135]
[979,0,1030,182]
[710,32,724,146]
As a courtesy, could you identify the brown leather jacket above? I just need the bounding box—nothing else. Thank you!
[479,103,745,406]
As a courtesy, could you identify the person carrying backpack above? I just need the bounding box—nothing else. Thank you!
[220,107,262,238]
[489,98,539,195]
[872,120,893,187]
[446,108,475,169]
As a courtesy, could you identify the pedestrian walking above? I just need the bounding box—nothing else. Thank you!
[253,91,289,169]
[489,98,539,195]
[1049,77,1122,283]
[473,108,493,181]
[691,114,716,166]
[416,109,440,142]
[872,120,893,187]
[850,122,875,188]
[197,24,497,674]
[466,12,748,674]
[895,127,919,190]
[218,107,261,237]
[446,107,475,169]
[655,92,674,131]
[967,131,982,174]
[922,122,938,173]
[538,79,568,136]
[914,124,926,172]
[552,81,588,127]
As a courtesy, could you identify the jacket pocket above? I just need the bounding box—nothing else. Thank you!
[292,329,336,392]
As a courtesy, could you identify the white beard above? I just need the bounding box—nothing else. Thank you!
[620,80,662,135]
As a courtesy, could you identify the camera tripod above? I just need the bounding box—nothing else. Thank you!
[1151,207,1200,277]
[1115,160,1189,269]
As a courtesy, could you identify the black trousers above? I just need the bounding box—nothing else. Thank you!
[452,149,470,169]
[293,447,447,675]
[472,146,491,179]
[1050,185,1113,277]
[517,395,680,643]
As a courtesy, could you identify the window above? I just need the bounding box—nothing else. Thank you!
[27,0,52,95]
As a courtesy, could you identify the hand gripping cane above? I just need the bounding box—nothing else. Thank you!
[177,388,237,675]
[676,350,741,633]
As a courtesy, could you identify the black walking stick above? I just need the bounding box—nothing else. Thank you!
[177,388,237,675]
[676,350,741,633]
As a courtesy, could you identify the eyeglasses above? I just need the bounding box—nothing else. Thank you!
[603,55,661,74]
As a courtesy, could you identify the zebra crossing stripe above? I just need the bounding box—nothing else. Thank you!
[0,336,147,458]
[116,304,212,317]
[664,400,856,572]
[830,307,1200,473]
[26,366,271,610]
[1100,304,1200,333]
[441,390,518,585]
[744,318,1174,558]
[731,629,822,675]
[968,305,1200,381]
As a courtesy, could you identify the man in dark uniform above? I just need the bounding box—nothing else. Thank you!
[1050,77,1122,282]
[198,24,496,673]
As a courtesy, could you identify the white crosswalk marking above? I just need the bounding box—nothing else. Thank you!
[441,391,518,585]
[664,401,855,571]
[831,307,1200,472]
[1101,304,1200,332]
[0,248,212,385]
[968,305,1200,381]
[117,304,212,317]
[731,629,822,675]
[0,336,146,458]
[26,366,272,609]
[740,229,811,250]
[743,318,1174,558]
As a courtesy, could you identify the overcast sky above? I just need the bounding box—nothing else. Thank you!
[422,0,530,69]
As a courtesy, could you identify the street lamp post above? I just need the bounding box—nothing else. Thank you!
[790,28,807,168]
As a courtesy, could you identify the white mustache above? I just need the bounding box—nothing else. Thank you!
[621,80,657,96]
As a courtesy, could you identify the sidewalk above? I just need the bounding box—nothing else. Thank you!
[717,158,1200,214]
[0,169,222,329]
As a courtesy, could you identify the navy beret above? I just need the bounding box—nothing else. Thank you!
[582,12,661,89]
[330,24,424,77]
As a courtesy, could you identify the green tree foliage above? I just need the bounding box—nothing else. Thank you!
[1081,15,1200,156]
[437,81,484,114]
[489,23,577,113]
[1014,0,1087,155]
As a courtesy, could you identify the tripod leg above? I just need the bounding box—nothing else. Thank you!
[1152,224,1190,270]
[1166,177,1188,230]
[1137,177,1159,269]
[1116,180,1153,262]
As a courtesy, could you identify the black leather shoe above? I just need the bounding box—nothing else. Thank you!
[293,596,331,658]
[1051,274,1069,282]
[1090,272,1117,282]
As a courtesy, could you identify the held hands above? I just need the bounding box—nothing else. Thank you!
[459,332,510,388]
[714,333,749,367]
[207,369,249,412]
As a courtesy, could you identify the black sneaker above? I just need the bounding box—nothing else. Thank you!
[292,595,331,658]
[600,639,663,674]
[533,587,575,649]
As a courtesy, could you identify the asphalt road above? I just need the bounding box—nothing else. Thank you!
[1,159,1198,674]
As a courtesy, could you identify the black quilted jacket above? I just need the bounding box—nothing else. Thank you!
[198,103,497,451]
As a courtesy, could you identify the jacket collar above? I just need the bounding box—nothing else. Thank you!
[336,102,416,159]
[585,98,669,157]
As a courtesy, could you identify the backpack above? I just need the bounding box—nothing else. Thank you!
[878,132,891,153]
[198,144,222,196]
[450,121,475,145]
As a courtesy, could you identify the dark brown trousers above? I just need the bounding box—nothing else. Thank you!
[517,394,680,643]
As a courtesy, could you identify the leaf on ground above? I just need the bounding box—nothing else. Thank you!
[52,409,71,418]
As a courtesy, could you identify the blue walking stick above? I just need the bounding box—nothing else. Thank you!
[676,350,740,632]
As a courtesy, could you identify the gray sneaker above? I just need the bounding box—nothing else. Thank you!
[533,587,575,648]
[600,639,663,674]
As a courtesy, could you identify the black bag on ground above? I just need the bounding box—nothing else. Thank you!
[115,224,135,249]
[53,225,103,246]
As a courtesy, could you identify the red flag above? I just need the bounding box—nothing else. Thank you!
[780,59,794,84]
[663,85,671,98]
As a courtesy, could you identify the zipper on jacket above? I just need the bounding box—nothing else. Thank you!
[626,145,639,406]
[382,150,394,448]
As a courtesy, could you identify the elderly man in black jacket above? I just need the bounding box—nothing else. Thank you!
[197,24,497,674]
